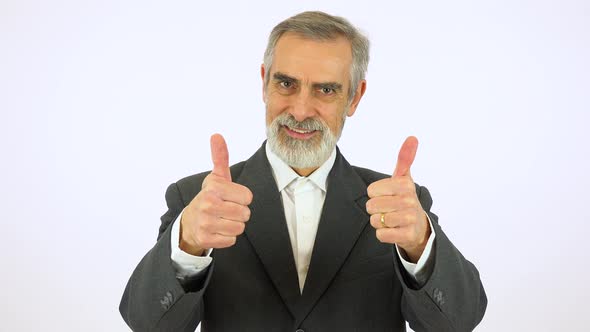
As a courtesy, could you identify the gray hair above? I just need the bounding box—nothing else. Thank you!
[263,11,370,103]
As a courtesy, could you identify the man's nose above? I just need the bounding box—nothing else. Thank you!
[290,90,316,122]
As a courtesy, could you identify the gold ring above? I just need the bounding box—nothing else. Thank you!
[380,213,387,228]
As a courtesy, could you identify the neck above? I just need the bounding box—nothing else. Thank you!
[293,166,319,177]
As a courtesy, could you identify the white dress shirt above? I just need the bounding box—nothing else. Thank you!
[171,144,436,290]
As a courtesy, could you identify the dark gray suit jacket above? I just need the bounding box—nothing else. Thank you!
[120,143,487,331]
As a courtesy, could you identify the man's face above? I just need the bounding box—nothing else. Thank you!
[263,33,365,171]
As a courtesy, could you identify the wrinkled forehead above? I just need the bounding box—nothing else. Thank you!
[271,33,353,85]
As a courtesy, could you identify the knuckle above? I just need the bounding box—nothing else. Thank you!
[245,189,254,205]
[216,239,230,249]
[368,180,384,197]
[203,182,222,197]
[200,200,213,213]
[375,230,383,242]
[243,207,251,221]
[365,200,373,213]
[375,230,386,243]
[369,215,378,229]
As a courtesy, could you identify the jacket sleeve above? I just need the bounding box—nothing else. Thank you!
[119,182,212,332]
[396,185,487,332]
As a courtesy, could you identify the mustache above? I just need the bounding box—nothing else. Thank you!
[275,114,326,131]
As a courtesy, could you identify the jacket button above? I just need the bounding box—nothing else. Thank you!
[160,291,174,310]
[295,329,304,332]
[433,288,445,306]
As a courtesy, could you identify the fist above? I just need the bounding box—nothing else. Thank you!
[179,134,253,256]
[366,136,431,263]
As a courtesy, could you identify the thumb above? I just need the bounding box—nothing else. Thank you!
[393,136,419,178]
[210,133,232,181]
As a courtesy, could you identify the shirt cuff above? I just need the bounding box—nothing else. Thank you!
[170,210,213,279]
[395,213,436,285]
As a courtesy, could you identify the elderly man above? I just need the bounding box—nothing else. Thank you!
[120,11,487,332]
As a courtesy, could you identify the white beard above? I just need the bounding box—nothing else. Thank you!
[266,112,345,169]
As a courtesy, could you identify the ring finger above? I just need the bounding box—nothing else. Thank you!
[370,211,410,229]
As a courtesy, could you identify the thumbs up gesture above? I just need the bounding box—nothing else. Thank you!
[366,136,431,263]
[179,134,253,256]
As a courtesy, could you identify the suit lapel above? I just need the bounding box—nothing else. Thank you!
[294,150,370,325]
[236,144,301,319]
[235,144,370,323]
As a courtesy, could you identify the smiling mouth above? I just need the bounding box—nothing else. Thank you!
[283,125,319,139]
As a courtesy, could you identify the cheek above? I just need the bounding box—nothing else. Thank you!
[265,100,281,126]
[319,106,346,132]
[265,93,290,124]
[265,107,277,127]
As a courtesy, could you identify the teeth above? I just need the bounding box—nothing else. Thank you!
[290,127,312,134]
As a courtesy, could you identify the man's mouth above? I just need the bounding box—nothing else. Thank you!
[283,125,319,139]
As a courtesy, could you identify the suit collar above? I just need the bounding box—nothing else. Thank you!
[265,142,336,193]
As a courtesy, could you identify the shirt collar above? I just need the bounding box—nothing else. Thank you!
[265,142,337,193]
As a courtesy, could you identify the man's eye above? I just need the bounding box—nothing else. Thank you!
[321,87,334,94]
[280,81,293,88]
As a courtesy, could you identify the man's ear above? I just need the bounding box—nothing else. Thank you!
[260,64,266,102]
[347,80,367,117]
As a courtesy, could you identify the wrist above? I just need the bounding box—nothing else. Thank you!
[179,214,206,256]
[403,213,431,263]
[403,242,427,263]
[179,238,206,256]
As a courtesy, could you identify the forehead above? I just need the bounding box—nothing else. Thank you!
[271,33,352,83]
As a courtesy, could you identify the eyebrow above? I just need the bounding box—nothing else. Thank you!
[312,82,343,92]
[273,72,343,92]
[273,72,299,84]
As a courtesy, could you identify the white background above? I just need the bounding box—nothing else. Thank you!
[1,0,589,331]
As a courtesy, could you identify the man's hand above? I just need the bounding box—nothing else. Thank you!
[179,134,253,256]
[366,136,431,263]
